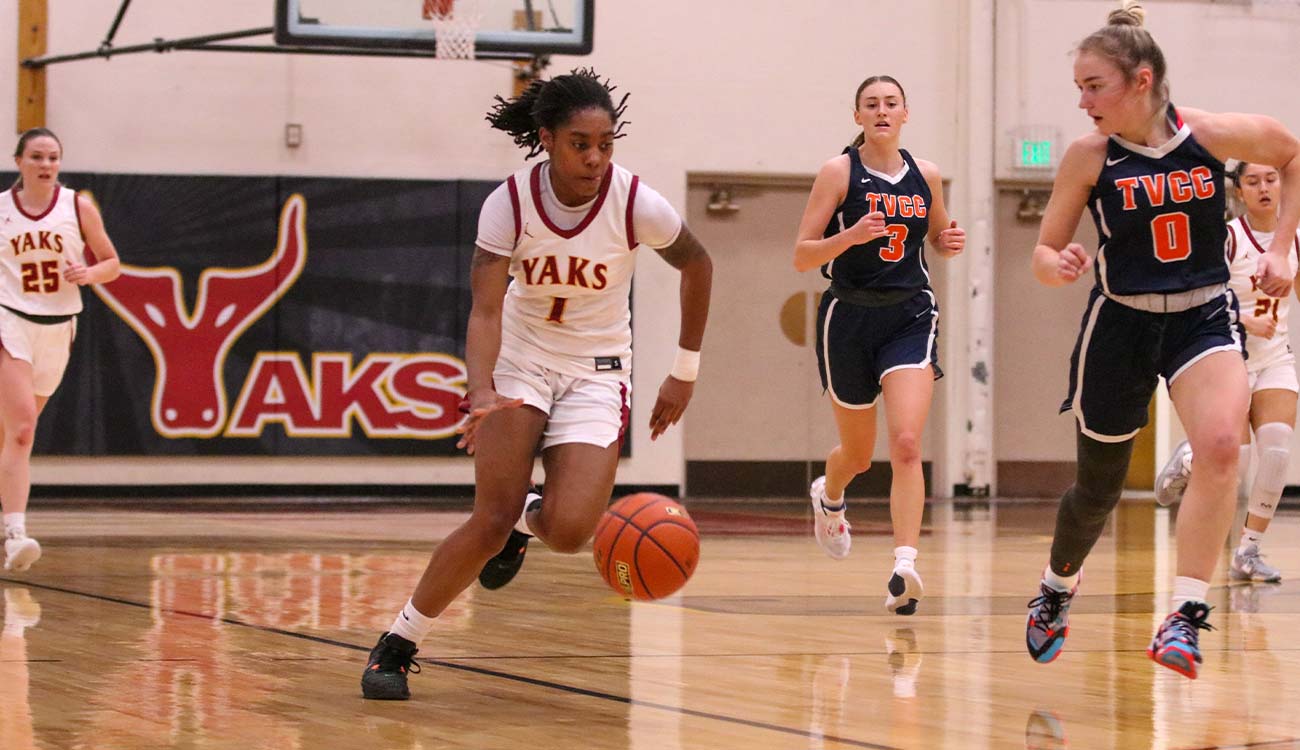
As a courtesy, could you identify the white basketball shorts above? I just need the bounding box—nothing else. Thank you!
[0,306,75,397]
[493,348,630,450]
[1248,351,1299,394]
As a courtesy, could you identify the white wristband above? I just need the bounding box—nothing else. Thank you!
[669,347,701,382]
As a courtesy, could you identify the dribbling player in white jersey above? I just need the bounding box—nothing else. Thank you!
[1,128,121,572]
[361,69,714,701]
[1155,161,1300,583]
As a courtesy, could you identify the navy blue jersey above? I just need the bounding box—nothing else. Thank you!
[1087,104,1229,296]
[822,147,933,291]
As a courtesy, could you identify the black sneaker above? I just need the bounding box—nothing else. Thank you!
[477,487,541,590]
[360,632,421,700]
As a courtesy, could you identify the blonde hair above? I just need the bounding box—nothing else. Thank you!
[1078,1,1169,105]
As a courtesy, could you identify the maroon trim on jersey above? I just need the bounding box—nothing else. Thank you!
[12,184,61,221]
[72,193,100,263]
[530,162,612,239]
[617,380,630,448]
[73,193,85,239]
[625,175,640,250]
[1239,217,1299,256]
[1227,225,1238,263]
[506,175,522,249]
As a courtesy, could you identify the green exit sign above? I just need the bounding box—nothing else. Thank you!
[1019,139,1052,168]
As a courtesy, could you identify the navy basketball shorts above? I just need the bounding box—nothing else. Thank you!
[815,288,943,409]
[1061,288,1244,442]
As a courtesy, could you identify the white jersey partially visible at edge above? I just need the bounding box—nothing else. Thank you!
[476,161,682,378]
[1227,214,1300,371]
[0,186,87,316]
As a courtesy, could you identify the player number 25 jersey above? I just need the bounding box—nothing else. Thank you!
[0,185,87,316]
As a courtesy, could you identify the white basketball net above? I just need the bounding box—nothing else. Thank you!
[427,0,481,60]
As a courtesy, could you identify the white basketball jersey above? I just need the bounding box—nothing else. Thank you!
[499,161,640,377]
[1227,215,1299,371]
[0,186,87,316]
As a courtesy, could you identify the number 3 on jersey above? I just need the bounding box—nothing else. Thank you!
[880,224,908,262]
[1152,212,1191,263]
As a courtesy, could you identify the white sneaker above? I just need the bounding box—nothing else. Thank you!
[1154,440,1192,508]
[3,537,41,573]
[885,564,924,615]
[810,476,851,560]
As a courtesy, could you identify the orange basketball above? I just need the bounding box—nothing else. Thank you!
[592,493,699,600]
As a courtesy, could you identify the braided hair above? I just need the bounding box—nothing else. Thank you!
[11,127,61,191]
[486,68,629,159]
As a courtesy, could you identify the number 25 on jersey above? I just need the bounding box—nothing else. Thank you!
[20,260,60,293]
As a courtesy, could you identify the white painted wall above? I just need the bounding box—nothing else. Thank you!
[1,0,961,486]
[6,0,1300,487]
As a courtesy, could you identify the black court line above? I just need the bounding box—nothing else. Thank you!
[1,576,896,750]
[1177,739,1300,750]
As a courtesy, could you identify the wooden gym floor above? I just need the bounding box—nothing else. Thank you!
[1,499,1298,749]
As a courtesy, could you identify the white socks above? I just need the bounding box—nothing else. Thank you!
[3,513,25,540]
[387,598,436,646]
[893,545,917,570]
[1171,576,1210,611]
[1044,567,1079,592]
[1239,527,1264,552]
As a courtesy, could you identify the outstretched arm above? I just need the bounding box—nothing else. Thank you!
[1186,108,1300,298]
[650,225,713,440]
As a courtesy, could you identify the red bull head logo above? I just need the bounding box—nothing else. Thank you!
[95,195,308,438]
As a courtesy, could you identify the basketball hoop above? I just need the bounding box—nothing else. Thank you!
[423,0,481,60]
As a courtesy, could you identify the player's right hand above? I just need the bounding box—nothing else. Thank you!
[845,211,888,245]
[1243,314,1278,340]
[1056,243,1093,284]
[456,389,524,455]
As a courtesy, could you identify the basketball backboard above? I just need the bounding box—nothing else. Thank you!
[273,0,594,58]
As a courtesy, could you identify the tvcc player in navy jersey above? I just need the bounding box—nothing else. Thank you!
[793,75,965,616]
[1023,1,1300,679]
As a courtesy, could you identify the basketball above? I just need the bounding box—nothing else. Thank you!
[592,493,700,601]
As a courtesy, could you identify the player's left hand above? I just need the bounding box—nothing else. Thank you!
[62,261,91,286]
[1256,252,1294,298]
[937,220,965,256]
[650,376,694,441]
[456,389,525,455]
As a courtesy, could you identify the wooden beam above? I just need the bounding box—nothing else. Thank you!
[17,0,48,134]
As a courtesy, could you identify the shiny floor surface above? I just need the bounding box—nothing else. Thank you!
[2,500,1299,749]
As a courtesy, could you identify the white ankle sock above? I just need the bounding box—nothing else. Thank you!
[387,598,437,646]
[1171,576,1210,610]
[1044,567,1078,592]
[1238,527,1264,552]
[3,513,26,540]
[516,489,542,536]
[894,546,918,569]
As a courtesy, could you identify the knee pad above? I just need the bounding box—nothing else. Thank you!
[1249,422,1292,519]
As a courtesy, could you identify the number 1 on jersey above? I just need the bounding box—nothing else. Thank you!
[547,297,568,324]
